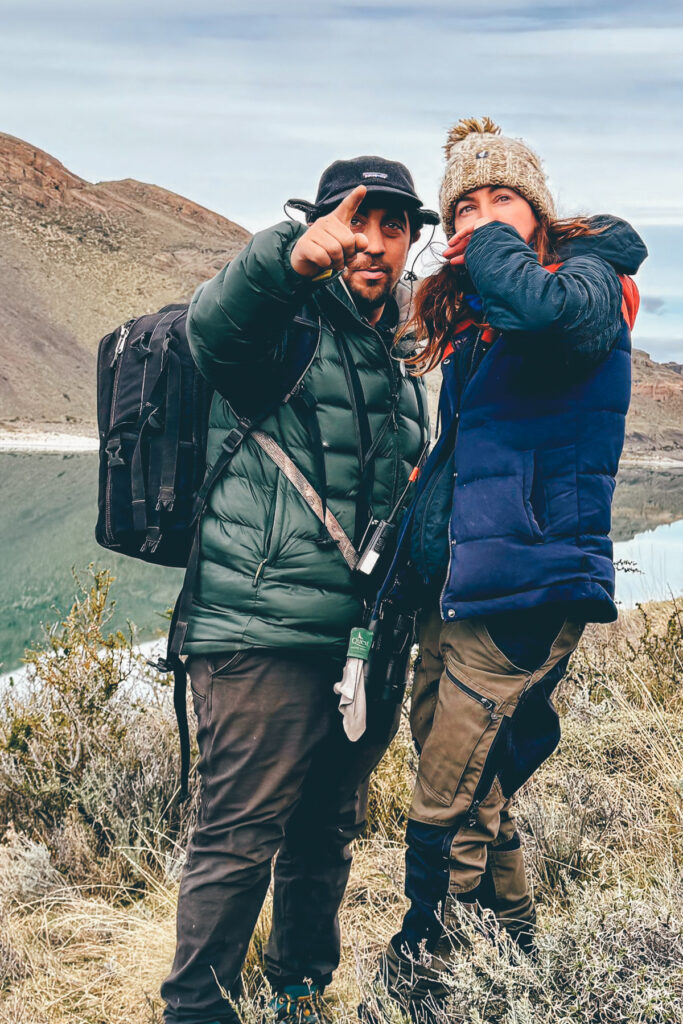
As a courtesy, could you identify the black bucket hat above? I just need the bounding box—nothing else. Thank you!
[287,155,440,227]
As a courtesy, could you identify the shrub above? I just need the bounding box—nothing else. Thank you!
[430,877,683,1024]
[0,568,197,892]
[0,582,681,1022]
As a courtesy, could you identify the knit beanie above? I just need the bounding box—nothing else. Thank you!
[439,117,555,238]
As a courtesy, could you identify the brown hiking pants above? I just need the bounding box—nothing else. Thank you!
[385,605,583,1001]
[162,648,400,1024]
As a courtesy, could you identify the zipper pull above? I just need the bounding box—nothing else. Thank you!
[467,800,480,829]
[283,381,302,404]
[390,398,399,432]
[110,322,133,368]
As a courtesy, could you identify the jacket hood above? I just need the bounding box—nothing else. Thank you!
[556,215,648,276]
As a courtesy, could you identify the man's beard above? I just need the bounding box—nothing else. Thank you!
[344,260,396,317]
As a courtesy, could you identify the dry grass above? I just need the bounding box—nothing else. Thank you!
[0,574,681,1022]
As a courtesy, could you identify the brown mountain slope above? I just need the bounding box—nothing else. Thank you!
[626,348,683,460]
[0,133,250,424]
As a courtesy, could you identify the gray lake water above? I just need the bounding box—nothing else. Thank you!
[1,453,682,674]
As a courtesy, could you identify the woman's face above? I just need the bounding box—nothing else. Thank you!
[453,186,538,243]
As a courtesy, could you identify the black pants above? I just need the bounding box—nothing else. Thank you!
[161,648,400,1024]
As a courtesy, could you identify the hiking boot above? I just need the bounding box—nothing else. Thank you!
[357,941,448,1024]
[270,984,327,1023]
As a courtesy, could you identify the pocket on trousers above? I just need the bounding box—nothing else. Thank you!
[208,651,246,677]
[417,667,501,808]
[489,847,530,911]
[187,657,213,711]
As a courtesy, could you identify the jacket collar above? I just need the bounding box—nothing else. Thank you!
[318,274,414,339]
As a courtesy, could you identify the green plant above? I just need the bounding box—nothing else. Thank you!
[0,567,197,892]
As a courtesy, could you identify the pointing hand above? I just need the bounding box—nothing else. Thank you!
[290,185,369,278]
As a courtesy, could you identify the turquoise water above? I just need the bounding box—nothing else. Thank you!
[0,452,184,673]
[1,453,682,673]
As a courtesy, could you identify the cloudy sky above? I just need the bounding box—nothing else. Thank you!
[2,0,682,358]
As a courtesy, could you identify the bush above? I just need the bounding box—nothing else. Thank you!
[0,568,197,892]
[356,876,683,1024]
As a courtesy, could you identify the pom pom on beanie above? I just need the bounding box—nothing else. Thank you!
[439,117,555,237]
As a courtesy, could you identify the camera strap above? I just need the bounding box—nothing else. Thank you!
[251,429,360,570]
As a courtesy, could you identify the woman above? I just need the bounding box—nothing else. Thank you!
[373,118,647,1018]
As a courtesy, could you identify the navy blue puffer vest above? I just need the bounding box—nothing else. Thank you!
[440,319,631,624]
[380,216,647,626]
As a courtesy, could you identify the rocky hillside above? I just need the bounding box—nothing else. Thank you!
[626,348,683,461]
[0,133,250,424]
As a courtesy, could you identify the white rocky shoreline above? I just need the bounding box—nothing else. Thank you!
[2,426,682,467]
[0,426,99,452]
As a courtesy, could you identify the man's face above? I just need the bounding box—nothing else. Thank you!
[342,199,416,317]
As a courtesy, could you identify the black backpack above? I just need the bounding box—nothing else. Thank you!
[96,300,323,798]
[96,304,214,567]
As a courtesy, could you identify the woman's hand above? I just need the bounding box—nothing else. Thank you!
[443,217,492,266]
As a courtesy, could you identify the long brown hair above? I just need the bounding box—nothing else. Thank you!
[402,216,607,374]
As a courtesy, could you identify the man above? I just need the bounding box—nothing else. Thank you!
[161,157,437,1024]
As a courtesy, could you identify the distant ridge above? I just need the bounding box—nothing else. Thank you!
[626,348,683,461]
[0,133,250,424]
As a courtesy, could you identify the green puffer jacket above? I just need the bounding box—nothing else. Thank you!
[183,219,429,657]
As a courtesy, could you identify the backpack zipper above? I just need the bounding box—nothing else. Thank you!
[104,320,135,545]
[110,319,134,368]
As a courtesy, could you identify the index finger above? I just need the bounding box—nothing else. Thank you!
[446,224,475,247]
[332,185,367,225]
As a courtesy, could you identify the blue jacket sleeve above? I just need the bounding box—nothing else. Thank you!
[464,221,624,358]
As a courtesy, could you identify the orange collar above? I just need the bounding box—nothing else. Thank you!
[442,321,497,360]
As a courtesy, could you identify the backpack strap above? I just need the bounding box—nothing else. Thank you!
[140,345,183,553]
[158,312,323,800]
[251,429,359,571]
[290,386,331,547]
[126,311,186,547]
